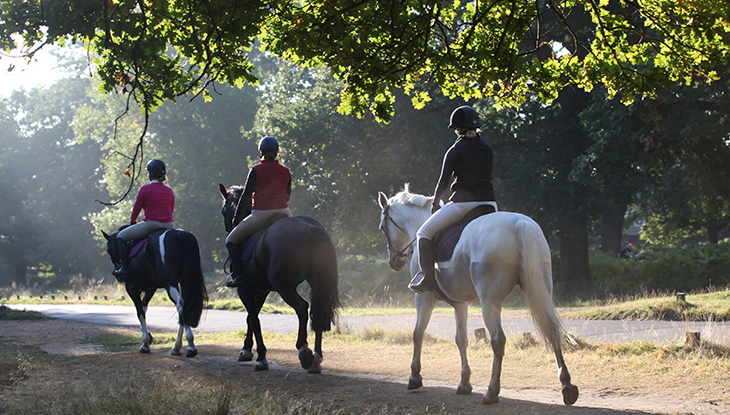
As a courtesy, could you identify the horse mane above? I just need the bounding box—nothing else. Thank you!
[227,185,244,197]
[391,183,433,208]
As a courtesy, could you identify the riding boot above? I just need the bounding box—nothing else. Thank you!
[226,242,246,288]
[112,238,130,283]
[408,238,437,294]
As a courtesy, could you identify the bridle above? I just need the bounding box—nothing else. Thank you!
[380,202,415,260]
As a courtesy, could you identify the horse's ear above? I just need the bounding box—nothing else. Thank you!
[377,192,389,209]
[219,183,229,200]
[101,230,110,241]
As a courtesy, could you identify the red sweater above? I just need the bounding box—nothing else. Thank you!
[130,181,175,223]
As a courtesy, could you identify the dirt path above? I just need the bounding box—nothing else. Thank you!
[1,318,727,415]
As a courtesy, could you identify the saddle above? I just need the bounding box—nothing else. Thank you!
[239,213,289,262]
[433,204,495,262]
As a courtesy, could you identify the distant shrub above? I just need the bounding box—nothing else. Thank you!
[577,242,730,297]
[588,251,644,296]
[637,242,730,292]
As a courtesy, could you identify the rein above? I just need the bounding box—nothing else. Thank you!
[381,203,415,260]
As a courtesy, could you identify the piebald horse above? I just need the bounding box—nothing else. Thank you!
[377,187,578,405]
[103,226,207,357]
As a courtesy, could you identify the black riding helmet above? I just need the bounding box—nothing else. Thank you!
[146,159,166,179]
[258,136,279,153]
[448,106,482,130]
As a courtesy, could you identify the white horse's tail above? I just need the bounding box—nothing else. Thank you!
[515,218,564,352]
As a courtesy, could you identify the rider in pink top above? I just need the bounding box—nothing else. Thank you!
[112,159,176,281]
[130,181,175,223]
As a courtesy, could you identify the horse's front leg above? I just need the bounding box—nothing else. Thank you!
[453,302,472,395]
[237,292,267,362]
[127,286,156,353]
[238,288,269,370]
[409,291,438,390]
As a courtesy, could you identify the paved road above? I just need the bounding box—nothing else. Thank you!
[6,304,730,345]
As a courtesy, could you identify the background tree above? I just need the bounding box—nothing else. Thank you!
[250,63,462,254]
[0,77,109,283]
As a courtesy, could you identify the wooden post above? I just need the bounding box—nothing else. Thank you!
[685,331,701,348]
[676,292,686,302]
[474,327,487,341]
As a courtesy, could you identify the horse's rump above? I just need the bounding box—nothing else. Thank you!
[256,216,340,331]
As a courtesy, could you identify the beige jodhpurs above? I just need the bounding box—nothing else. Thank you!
[226,208,292,245]
[117,220,175,241]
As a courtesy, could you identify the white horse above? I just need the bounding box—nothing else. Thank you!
[377,187,578,406]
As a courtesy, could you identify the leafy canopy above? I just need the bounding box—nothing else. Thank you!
[2,0,728,122]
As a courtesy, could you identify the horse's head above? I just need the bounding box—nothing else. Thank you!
[101,226,127,267]
[377,190,417,272]
[219,183,250,234]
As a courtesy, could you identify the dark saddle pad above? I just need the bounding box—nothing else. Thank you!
[434,205,495,262]
[129,239,148,258]
[240,213,289,262]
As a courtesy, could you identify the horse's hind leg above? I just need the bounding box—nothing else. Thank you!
[555,348,579,405]
[410,292,437,390]
[277,287,313,370]
[167,286,197,357]
[453,302,472,395]
[184,325,197,357]
[481,301,506,404]
[307,331,324,374]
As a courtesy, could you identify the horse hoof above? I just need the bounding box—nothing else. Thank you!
[481,390,499,404]
[307,353,323,374]
[456,383,473,395]
[238,350,254,362]
[407,375,423,390]
[562,384,579,405]
[298,346,314,370]
[139,346,151,354]
[254,360,269,371]
[171,348,182,356]
[186,348,198,358]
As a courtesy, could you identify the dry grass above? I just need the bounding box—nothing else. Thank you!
[1,321,729,415]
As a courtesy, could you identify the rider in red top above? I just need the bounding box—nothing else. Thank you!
[112,159,176,282]
[226,136,292,287]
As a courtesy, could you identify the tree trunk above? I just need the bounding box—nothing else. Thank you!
[13,258,27,287]
[600,203,626,256]
[705,215,728,244]
[558,220,593,296]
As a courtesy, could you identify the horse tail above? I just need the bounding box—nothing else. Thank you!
[179,231,208,328]
[305,223,341,332]
[515,217,564,352]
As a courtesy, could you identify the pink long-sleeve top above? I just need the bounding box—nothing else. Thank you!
[130,181,175,223]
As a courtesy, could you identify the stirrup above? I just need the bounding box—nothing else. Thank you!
[408,271,434,294]
[112,265,128,282]
[226,273,246,288]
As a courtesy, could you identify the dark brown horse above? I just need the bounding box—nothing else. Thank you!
[219,183,340,373]
[102,226,208,357]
